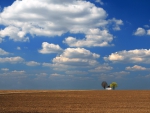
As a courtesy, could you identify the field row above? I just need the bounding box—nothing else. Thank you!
[0,90,150,113]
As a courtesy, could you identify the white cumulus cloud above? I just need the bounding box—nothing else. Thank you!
[65,70,87,75]
[12,70,25,74]
[108,18,123,31]
[89,64,113,72]
[1,68,9,71]
[43,48,100,71]
[0,56,24,63]
[126,65,147,71]
[144,25,149,28]
[26,61,40,66]
[0,0,123,47]
[42,62,73,71]
[0,48,9,55]
[112,71,130,78]
[134,27,146,36]
[35,73,48,79]
[53,48,100,66]
[63,28,113,47]
[17,46,21,50]
[95,0,104,5]
[98,71,130,79]
[50,73,63,77]
[0,0,107,38]
[147,29,150,35]
[0,26,29,42]
[104,49,150,63]
[38,42,63,54]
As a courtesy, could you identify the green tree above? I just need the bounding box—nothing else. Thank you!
[110,82,118,90]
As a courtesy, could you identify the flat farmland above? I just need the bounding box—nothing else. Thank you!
[0,90,150,113]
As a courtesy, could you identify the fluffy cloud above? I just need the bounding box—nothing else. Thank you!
[0,56,24,63]
[0,26,29,42]
[1,68,9,71]
[113,71,130,75]
[50,73,63,77]
[89,64,113,72]
[63,28,113,47]
[53,48,100,66]
[65,70,87,75]
[17,47,21,50]
[0,0,123,47]
[126,65,148,71]
[0,48,9,55]
[12,70,25,74]
[144,25,149,28]
[35,73,47,79]
[0,38,4,43]
[95,0,104,5]
[42,62,51,67]
[0,70,26,78]
[108,18,123,31]
[98,71,130,79]
[43,48,100,72]
[147,29,150,35]
[36,73,47,76]
[42,62,73,71]
[26,61,40,66]
[112,71,130,78]
[134,26,150,36]
[38,42,63,54]
[134,27,146,36]
[0,0,107,39]
[104,49,150,63]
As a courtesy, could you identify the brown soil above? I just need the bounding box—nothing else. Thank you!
[0,90,150,113]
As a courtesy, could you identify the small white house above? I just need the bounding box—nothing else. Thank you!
[105,87,112,90]
[105,85,112,90]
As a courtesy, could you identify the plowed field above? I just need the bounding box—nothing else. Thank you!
[0,90,150,113]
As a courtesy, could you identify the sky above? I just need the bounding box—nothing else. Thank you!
[0,0,150,90]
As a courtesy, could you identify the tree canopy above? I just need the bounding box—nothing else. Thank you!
[101,81,108,89]
[110,82,118,90]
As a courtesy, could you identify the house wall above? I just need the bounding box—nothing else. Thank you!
[106,88,112,90]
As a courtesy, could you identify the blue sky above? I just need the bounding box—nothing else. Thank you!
[0,0,150,90]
